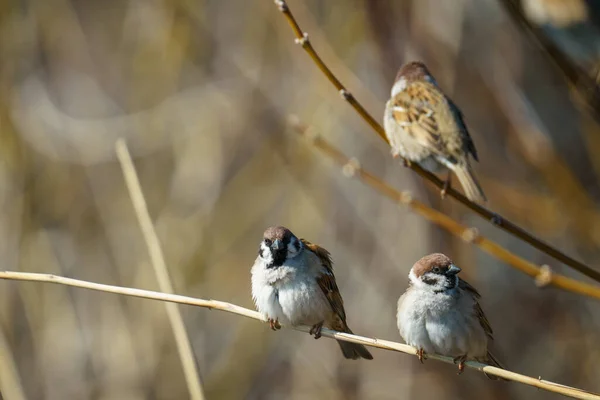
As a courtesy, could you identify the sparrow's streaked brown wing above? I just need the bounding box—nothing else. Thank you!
[303,239,374,360]
[459,278,494,340]
[391,81,445,154]
[459,278,503,378]
[301,239,347,324]
[392,81,481,167]
[447,99,479,162]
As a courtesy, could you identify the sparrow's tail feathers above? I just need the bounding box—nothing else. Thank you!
[453,163,487,203]
[336,326,373,360]
[484,351,507,381]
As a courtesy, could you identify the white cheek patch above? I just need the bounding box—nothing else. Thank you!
[409,269,429,290]
[259,242,273,264]
[391,78,407,97]
[408,269,419,284]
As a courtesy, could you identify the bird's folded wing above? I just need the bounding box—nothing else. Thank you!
[459,278,494,340]
[301,239,348,324]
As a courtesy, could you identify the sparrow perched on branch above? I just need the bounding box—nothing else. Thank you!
[251,226,373,360]
[383,61,487,203]
[396,253,503,376]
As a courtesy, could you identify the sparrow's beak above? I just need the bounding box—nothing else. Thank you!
[446,264,461,276]
[272,239,283,250]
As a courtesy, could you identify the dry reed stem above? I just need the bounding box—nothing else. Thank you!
[272,0,600,284]
[115,139,205,400]
[289,119,600,301]
[0,271,597,399]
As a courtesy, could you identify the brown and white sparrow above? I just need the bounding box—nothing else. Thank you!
[383,61,487,203]
[396,253,503,376]
[251,226,373,360]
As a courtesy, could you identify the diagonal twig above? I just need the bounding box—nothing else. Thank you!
[272,0,600,284]
[290,118,600,301]
[115,139,206,400]
[0,271,597,399]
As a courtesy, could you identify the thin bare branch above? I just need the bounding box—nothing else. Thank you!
[272,0,600,284]
[290,117,600,301]
[0,271,597,399]
[115,139,206,400]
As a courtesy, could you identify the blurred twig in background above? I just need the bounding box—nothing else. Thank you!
[0,271,598,399]
[115,139,205,400]
[289,117,600,300]
[498,0,600,121]
[273,0,600,284]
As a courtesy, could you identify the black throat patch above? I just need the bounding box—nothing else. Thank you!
[266,248,288,269]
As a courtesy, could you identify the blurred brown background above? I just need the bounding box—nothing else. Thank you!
[0,0,599,399]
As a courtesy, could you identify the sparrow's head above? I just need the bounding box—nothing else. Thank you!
[391,61,436,97]
[259,226,303,268]
[409,253,461,293]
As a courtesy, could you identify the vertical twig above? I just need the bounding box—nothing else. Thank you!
[115,139,205,400]
[0,326,26,400]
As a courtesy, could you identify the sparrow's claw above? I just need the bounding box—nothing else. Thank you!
[440,172,452,199]
[453,355,467,375]
[268,318,281,331]
[309,321,324,339]
[403,158,412,168]
[416,348,426,363]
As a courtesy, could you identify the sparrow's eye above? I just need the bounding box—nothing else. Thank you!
[432,266,441,274]
[264,239,272,246]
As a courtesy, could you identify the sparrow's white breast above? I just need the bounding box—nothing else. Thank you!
[397,286,488,358]
[251,251,332,327]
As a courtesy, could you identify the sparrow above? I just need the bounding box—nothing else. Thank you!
[383,61,487,203]
[251,226,373,360]
[396,253,503,376]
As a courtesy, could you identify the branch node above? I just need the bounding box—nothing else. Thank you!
[294,33,309,47]
[342,158,361,178]
[461,227,480,243]
[491,213,503,226]
[535,265,553,287]
[339,89,352,101]
[274,0,288,12]
[287,114,300,127]
[399,191,413,205]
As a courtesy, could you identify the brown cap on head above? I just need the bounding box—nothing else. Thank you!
[395,61,432,83]
[412,253,453,277]
[263,226,294,241]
